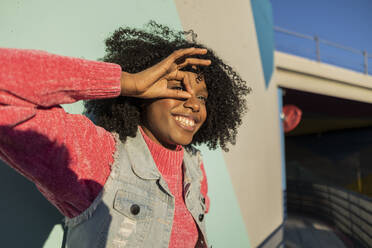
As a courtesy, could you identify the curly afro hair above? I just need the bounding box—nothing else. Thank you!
[84,21,250,151]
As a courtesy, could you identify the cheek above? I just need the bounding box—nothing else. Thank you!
[198,106,208,128]
[144,100,176,125]
[155,99,177,110]
[146,100,170,115]
[146,109,165,127]
[202,105,208,121]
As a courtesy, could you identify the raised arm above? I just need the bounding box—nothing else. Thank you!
[0,47,210,126]
[0,47,211,217]
[0,48,122,217]
[0,48,122,123]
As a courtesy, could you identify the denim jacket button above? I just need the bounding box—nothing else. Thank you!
[199,214,204,222]
[130,204,140,215]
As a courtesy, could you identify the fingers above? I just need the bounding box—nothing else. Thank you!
[170,48,211,69]
[146,47,210,86]
[177,57,211,69]
[171,48,211,68]
[165,70,193,94]
[171,47,208,60]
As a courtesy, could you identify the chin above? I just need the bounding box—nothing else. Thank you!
[171,139,192,147]
[170,134,193,146]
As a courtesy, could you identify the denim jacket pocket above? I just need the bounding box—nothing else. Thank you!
[113,189,153,221]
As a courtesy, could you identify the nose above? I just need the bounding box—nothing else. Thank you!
[183,95,200,112]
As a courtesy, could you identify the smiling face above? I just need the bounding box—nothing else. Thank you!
[140,72,208,149]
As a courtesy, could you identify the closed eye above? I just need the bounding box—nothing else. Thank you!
[168,80,186,91]
[170,85,186,91]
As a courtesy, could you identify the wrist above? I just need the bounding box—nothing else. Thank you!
[120,71,132,96]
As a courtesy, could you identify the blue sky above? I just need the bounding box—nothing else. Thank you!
[271,0,372,74]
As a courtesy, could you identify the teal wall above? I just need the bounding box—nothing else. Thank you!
[251,0,274,88]
[0,0,253,247]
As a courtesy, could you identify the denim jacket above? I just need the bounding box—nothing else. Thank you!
[64,129,209,248]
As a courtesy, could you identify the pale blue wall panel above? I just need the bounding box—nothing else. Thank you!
[251,0,274,88]
[0,1,182,247]
[198,145,251,248]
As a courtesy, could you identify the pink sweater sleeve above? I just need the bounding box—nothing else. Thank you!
[0,48,122,217]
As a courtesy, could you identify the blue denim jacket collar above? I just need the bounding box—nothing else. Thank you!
[124,128,202,197]
[124,129,175,197]
[124,128,201,183]
[124,129,161,180]
[65,129,209,248]
[183,147,203,185]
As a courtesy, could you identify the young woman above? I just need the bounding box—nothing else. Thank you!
[0,22,248,248]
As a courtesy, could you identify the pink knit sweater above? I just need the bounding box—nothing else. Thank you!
[0,48,209,247]
[140,127,198,247]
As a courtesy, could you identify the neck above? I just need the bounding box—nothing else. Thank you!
[139,125,178,150]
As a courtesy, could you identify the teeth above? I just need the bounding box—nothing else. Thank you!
[175,115,195,127]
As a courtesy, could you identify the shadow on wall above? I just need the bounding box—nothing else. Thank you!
[0,129,110,248]
[0,160,63,247]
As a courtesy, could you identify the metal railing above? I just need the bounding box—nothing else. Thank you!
[274,26,372,75]
[287,180,372,247]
